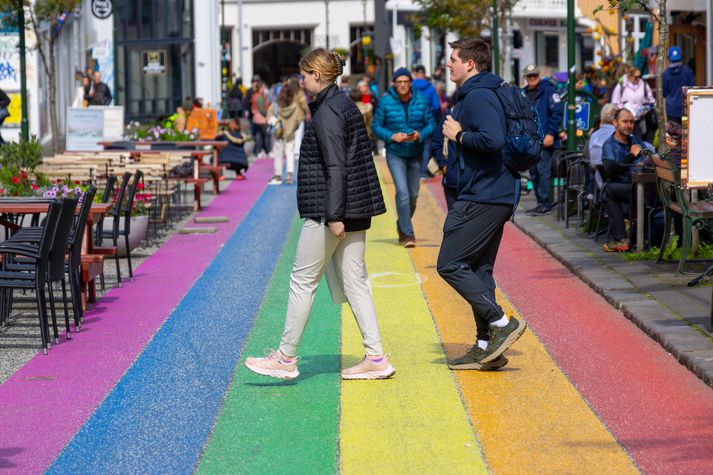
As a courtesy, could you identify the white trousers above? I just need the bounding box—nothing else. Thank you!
[273,138,295,176]
[279,219,384,357]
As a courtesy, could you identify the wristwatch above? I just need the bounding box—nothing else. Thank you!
[455,130,465,144]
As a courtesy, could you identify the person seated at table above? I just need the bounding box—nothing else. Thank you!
[216,118,249,180]
[601,107,653,252]
[588,103,618,190]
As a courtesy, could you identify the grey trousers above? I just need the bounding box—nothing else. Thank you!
[279,219,385,357]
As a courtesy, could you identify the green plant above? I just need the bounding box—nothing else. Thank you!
[124,120,198,142]
[623,235,713,261]
[0,137,49,196]
[0,136,43,171]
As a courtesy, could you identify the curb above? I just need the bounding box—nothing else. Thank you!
[513,214,713,389]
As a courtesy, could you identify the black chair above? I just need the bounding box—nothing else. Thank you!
[97,172,131,287]
[0,200,63,354]
[103,170,143,281]
[592,165,612,242]
[94,174,118,247]
[563,157,590,231]
[7,188,98,331]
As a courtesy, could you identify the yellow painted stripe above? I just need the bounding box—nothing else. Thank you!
[408,173,639,474]
[339,162,488,474]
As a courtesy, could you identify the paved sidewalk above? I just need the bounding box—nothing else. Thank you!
[513,192,713,387]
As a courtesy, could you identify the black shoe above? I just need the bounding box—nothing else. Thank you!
[447,346,509,370]
[479,316,528,364]
[526,205,552,216]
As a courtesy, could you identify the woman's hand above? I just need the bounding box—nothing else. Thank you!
[328,221,346,240]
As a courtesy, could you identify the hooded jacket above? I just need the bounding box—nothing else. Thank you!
[452,72,516,205]
[371,87,436,158]
[297,84,386,222]
[412,77,441,120]
[521,78,563,139]
[268,100,305,142]
[663,63,695,119]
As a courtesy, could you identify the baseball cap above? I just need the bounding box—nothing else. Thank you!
[668,46,682,62]
[523,64,540,76]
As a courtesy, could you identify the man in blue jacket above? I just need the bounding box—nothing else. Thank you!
[437,37,527,371]
[372,67,436,247]
[663,46,695,124]
[522,64,563,215]
[412,64,442,178]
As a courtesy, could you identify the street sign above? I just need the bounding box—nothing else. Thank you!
[563,101,590,131]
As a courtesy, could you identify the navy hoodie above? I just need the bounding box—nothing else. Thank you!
[452,72,517,205]
[663,63,695,119]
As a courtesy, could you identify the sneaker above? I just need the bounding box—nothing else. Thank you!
[245,349,299,380]
[267,175,282,185]
[284,173,293,185]
[479,316,528,364]
[236,173,246,181]
[526,205,552,216]
[447,346,509,370]
[402,236,416,248]
[603,239,630,252]
[341,355,396,380]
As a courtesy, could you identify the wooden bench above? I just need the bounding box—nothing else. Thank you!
[653,154,713,273]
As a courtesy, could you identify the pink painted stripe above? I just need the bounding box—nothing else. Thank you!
[0,160,273,474]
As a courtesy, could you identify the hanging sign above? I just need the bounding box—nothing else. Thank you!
[142,50,167,76]
[91,0,113,20]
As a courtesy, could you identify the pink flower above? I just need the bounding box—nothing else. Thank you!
[11,176,19,184]
[31,184,38,191]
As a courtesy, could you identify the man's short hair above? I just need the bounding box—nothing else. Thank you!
[448,38,491,72]
[614,107,634,121]
[600,103,618,123]
[412,64,426,74]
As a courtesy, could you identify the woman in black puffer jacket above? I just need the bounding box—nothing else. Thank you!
[245,48,395,382]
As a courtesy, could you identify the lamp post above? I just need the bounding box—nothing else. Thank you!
[325,0,330,49]
[492,0,499,75]
[566,0,576,152]
[18,0,28,142]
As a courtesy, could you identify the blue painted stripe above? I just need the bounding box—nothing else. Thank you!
[46,187,297,474]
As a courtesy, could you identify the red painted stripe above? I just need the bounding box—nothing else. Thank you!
[425,180,713,474]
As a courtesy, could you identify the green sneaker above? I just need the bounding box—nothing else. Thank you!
[447,346,509,370]
[479,316,527,364]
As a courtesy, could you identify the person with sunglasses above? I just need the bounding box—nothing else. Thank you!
[611,67,655,141]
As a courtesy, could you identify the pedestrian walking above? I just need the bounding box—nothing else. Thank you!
[245,48,394,381]
[663,46,695,125]
[87,71,112,106]
[267,81,306,185]
[437,37,527,371]
[412,64,441,178]
[371,67,436,247]
[522,64,563,216]
[226,78,244,119]
[290,76,308,163]
[610,67,655,141]
[251,80,272,159]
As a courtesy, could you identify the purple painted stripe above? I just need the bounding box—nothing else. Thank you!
[0,160,273,474]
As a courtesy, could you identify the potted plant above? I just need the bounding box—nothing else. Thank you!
[0,137,49,196]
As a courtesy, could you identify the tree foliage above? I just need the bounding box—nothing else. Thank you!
[414,0,491,38]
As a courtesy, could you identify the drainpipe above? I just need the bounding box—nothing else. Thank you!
[707,0,712,85]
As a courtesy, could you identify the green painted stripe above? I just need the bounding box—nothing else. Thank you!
[197,217,341,474]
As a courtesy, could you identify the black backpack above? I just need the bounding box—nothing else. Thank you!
[490,81,544,173]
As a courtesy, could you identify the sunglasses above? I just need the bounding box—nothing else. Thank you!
[632,75,641,80]
[525,74,539,78]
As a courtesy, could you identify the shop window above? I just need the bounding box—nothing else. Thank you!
[535,31,559,69]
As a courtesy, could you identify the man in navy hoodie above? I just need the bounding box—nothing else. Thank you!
[437,37,527,370]
[663,46,695,124]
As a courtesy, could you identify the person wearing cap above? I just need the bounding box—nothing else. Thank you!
[412,64,442,178]
[663,46,695,125]
[521,64,564,216]
[372,66,436,247]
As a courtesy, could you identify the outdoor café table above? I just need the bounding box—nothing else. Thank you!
[0,199,114,306]
[632,170,656,253]
[99,141,228,194]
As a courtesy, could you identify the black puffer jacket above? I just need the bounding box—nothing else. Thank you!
[297,84,386,222]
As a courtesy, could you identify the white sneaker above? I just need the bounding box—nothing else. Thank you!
[245,349,299,380]
[267,175,282,185]
[341,355,396,380]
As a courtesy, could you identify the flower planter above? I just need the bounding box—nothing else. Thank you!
[103,215,149,257]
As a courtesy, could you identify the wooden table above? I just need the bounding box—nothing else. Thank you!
[632,171,656,252]
[99,141,229,194]
[0,201,114,306]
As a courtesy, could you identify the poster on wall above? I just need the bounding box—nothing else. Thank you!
[142,50,167,76]
[0,34,20,91]
[5,92,21,127]
[89,39,114,104]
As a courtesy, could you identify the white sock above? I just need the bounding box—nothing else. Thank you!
[491,314,509,328]
[477,339,489,350]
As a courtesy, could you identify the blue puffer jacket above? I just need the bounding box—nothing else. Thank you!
[522,78,563,139]
[453,72,517,205]
[372,87,436,158]
[663,63,695,119]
